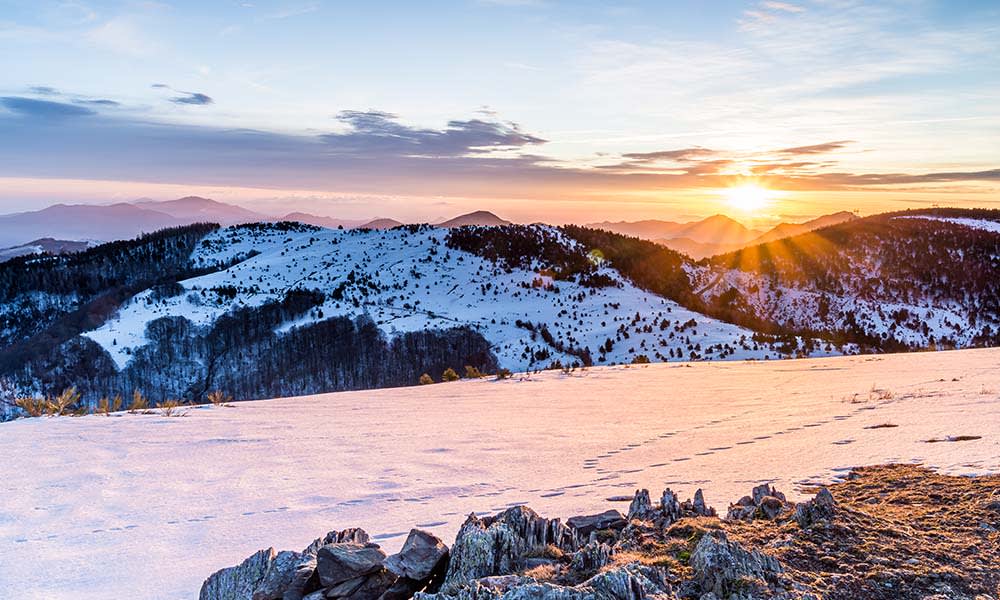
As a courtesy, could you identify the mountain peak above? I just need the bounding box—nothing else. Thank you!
[438,211,512,228]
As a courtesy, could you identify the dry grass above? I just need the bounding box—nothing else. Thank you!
[128,390,151,414]
[523,564,559,581]
[158,399,188,417]
[206,390,234,407]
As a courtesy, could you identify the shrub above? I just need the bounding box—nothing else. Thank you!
[206,390,233,406]
[495,368,512,380]
[632,354,651,364]
[128,390,149,413]
[464,365,483,379]
[442,368,460,382]
[419,373,434,385]
[159,399,186,417]
[51,387,81,415]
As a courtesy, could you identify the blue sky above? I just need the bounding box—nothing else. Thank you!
[1,0,999,223]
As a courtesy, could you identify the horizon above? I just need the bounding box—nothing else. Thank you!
[2,1,999,226]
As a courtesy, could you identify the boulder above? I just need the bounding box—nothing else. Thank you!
[200,548,276,600]
[316,543,387,588]
[691,531,783,598]
[565,510,627,540]
[251,550,316,600]
[384,529,449,582]
[794,487,836,528]
[441,506,576,592]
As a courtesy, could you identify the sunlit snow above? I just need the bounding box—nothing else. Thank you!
[1,349,998,599]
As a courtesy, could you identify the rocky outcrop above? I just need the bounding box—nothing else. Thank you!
[201,548,277,600]
[202,465,1000,600]
[793,487,835,528]
[440,506,576,592]
[691,531,784,598]
[726,483,793,522]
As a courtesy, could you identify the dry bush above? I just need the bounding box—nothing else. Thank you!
[206,390,233,407]
[418,373,434,385]
[464,365,483,379]
[128,390,150,414]
[158,399,188,417]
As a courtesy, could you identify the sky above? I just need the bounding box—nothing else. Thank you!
[1,0,999,225]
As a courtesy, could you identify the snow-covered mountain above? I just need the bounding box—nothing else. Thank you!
[3,207,999,406]
[0,238,95,263]
[0,221,830,405]
[691,209,1000,350]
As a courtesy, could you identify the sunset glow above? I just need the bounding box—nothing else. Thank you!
[723,184,774,214]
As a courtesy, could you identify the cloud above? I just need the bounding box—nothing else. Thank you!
[152,84,214,105]
[320,110,545,157]
[621,147,718,162]
[0,97,95,118]
[776,140,854,155]
[170,92,214,105]
[761,2,803,13]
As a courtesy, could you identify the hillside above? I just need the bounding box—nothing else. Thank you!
[0,203,184,248]
[0,238,94,263]
[1,222,815,406]
[692,209,1000,350]
[591,212,858,259]
[437,210,511,228]
[2,349,997,599]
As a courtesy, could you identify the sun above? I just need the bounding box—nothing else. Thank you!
[724,184,772,213]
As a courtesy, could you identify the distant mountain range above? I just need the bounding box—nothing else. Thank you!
[588,211,857,258]
[0,197,512,248]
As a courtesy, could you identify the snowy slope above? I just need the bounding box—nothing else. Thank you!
[691,214,1000,349]
[1,349,998,599]
[83,223,833,373]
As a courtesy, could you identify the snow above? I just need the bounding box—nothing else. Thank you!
[83,224,833,372]
[896,215,1000,234]
[2,348,999,599]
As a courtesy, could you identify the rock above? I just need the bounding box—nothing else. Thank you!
[568,541,611,572]
[201,548,277,600]
[251,550,318,600]
[660,489,681,522]
[332,569,396,600]
[759,496,786,520]
[565,510,627,540]
[316,543,387,588]
[627,489,653,520]
[384,529,449,582]
[727,485,792,522]
[794,487,836,528]
[691,531,783,598]
[691,489,716,517]
[303,529,371,556]
[416,563,672,600]
[441,506,576,592]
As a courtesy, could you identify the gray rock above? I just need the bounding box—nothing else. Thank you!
[660,489,681,522]
[626,489,652,520]
[691,531,783,597]
[441,506,575,592]
[384,529,449,581]
[316,543,387,588]
[691,489,716,517]
[794,487,836,528]
[568,541,611,573]
[565,510,627,540]
[252,550,312,600]
[201,548,276,600]
[303,529,371,556]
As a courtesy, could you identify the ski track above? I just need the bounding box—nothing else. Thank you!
[1,349,999,599]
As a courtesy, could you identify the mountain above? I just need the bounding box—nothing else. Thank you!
[3,208,999,408]
[747,211,857,245]
[674,214,761,245]
[0,238,94,263]
[438,211,511,227]
[0,222,815,406]
[360,218,405,229]
[281,212,368,229]
[133,196,267,225]
[585,219,685,240]
[591,212,858,259]
[0,203,184,248]
[690,208,1000,350]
